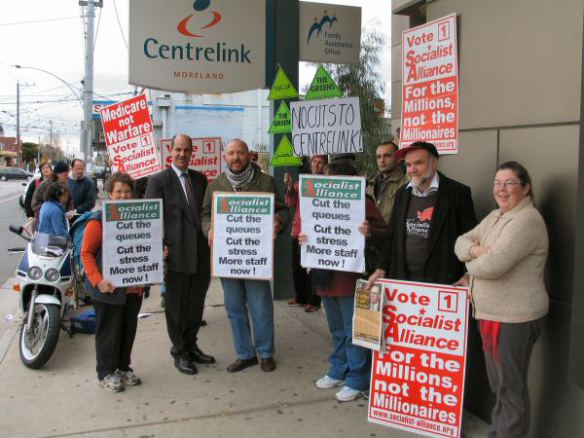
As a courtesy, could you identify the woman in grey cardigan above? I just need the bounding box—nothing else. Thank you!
[455,161,548,438]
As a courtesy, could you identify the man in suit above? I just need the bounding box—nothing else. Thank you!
[368,141,477,287]
[145,134,214,375]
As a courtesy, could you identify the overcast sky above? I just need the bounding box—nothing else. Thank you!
[0,0,390,155]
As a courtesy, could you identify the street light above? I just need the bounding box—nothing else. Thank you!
[13,64,90,162]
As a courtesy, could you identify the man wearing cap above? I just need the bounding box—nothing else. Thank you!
[366,141,409,224]
[31,160,74,229]
[284,155,327,312]
[368,141,477,287]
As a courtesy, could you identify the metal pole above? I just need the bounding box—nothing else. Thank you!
[16,81,20,166]
[83,0,96,163]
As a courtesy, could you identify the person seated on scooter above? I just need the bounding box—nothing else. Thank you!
[38,182,70,240]
[81,172,144,393]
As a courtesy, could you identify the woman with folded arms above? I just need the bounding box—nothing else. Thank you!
[455,161,548,438]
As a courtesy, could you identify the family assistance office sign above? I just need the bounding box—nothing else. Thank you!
[369,280,469,438]
[129,0,266,94]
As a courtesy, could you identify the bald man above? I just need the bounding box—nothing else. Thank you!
[201,138,289,373]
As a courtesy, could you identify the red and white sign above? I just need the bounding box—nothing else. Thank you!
[368,280,469,438]
[100,95,162,179]
[161,137,222,182]
[401,14,459,154]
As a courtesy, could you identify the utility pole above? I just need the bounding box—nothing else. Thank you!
[16,82,20,165]
[81,0,102,164]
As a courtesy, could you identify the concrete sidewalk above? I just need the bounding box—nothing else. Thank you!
[0,279,487,438]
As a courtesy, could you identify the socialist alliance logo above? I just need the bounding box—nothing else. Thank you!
[177,0,222,38]
[307,10,338,43]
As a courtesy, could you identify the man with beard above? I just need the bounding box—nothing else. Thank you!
[367,141,477,287]
[201,138,289,373]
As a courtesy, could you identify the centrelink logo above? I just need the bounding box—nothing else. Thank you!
[307,10,338,43]
[143,0,252,64]
[177,0,222,38]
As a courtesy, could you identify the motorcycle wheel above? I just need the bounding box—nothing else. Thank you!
[19,303,61,369]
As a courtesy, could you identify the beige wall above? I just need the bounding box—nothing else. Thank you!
[393,0,584,435]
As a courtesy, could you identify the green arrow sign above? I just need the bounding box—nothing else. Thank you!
[268,101,292,134]
[270,135,303,167]
[305,65,343,100]
[268,67,299,100]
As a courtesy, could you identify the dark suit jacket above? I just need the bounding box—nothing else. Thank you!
[377,172,477,285]
[145,167,210,274]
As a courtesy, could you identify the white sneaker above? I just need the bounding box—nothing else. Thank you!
[315,375,344,389]
[99,373,124,393]
[335,386,361,402]
[116,369,142,386]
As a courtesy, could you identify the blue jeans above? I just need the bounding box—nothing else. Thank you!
[322,296,370,391]
[221,278,275,360]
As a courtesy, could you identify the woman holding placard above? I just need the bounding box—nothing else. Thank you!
[455,162,548,438]
[81,172,144,393]
[299,159,387,402]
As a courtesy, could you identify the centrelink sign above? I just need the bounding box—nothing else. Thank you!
[129,0,266,94]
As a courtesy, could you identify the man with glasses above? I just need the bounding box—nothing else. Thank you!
[368,141,477,287]
[366,141,409,224]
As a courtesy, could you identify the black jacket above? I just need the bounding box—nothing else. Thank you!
[377,172,477,285]
[67,177,96,214]
[145,167,209,274]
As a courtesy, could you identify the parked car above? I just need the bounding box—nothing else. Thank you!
[91,166,107,180]
[0,167,34,181]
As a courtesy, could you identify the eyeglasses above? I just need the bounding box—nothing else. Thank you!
[493,180,522,189]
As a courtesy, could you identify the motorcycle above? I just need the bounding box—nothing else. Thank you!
[8,225,83,369]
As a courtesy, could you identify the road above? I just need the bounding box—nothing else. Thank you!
[0,180,30,282]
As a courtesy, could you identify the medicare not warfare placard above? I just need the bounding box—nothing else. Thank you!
[401,14,459,154]
[291,96,363,156]
[299,175,365,273]
[161,137,222,181]
[368,280,469,438]
[102,199,164,288]
[211,192,274,279]
[100,95,162,179]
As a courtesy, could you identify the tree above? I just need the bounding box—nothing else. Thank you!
[22,142,39,167]
[322,29,389,177]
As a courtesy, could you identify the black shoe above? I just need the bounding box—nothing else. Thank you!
[190,346,216,364]
[174,357,197,375]
[200,320,207,327]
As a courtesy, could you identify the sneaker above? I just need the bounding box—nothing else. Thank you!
[304,304,320,313]
[117,369,142,386]
[99,373,124,393]
[335,386,361,402]
[288,298,304,307]
[315,375,344,389]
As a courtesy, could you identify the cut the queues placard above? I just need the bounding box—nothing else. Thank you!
[102,199,164,288]
[211,192,274,279]
[299,174,365,273]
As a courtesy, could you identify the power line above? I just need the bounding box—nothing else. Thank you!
[112,0,128,48]
[0,16,79,26]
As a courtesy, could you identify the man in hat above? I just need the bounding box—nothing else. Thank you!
[367,141,477,287]
[284,154,328,312]
[366,141,409,224]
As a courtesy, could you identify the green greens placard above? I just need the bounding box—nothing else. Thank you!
[268,101,292,134]
[305,65,343,100]
[270,135,303,167]
[268,67,299,100]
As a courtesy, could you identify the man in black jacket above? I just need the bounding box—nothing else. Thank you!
[368,141,477,287]
[67,159,96,214]
[145,134,214,376]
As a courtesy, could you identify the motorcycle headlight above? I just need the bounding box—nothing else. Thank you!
[28,266,42,280]
[45,269,59,282]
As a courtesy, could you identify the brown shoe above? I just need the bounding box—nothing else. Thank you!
[260,357,276,372]
[226,357,258,373]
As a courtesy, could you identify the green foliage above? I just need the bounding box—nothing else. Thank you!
[21,142,38,165]
[324,29,389,178]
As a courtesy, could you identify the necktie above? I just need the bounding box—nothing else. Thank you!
[182,172,199,226]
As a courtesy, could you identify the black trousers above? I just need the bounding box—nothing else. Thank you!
[93,294,143,380]
[291,238,320,306]
[165,268,210,359]
[482,317,544,438]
